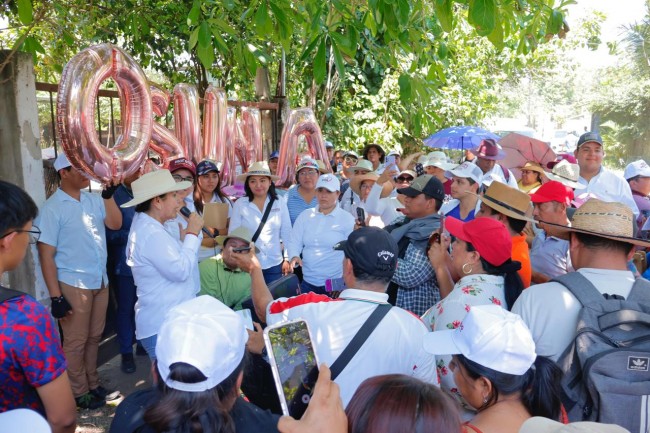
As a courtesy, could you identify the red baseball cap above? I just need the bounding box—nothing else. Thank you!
[529,181,574,206]
[446,217,512,266]
[168,157,196,176]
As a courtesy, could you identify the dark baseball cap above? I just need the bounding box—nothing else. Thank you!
[269,150,279,160]
[196,160,219,176]
[577,132,603,148]
[397,174,444,201]
[333,227,398,279]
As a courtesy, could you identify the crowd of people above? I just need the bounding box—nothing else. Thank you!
[1,131,648,433]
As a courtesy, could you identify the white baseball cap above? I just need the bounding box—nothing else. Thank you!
[53,152,72,172]
[445,161,483,185]
[481,172,506,187]
[423,305,536,375]
[519,417,630,433]
[155,296,248,392]
[624,159,650,180]
[316,173,340,192]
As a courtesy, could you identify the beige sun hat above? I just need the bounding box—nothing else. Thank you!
[350,173,393,198]
[424,151,457,171]
[519,417,630,433]
[121,169,192,208]
[541,198,650,248]
[520,161,545,174]
[545,159,586,190]
[236,161,279,183]
[347,159,374,174]
[215,227,260,253]
[315,159,330,174]
[476,181,534,222]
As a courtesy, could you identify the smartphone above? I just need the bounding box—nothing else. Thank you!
[325,277,347,293]
[427,215,445,252]
[235,309,254,331]
[385,154,396,169]
[264,319,320,418]
[356,207,366,227]
[232,246,252,253]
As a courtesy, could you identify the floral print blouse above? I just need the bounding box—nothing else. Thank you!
[421,273,507,411]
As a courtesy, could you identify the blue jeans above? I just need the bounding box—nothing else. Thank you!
[300,280,328,296]
[115,275,137,355]
[262,263,283,285]
[139,335,158,361]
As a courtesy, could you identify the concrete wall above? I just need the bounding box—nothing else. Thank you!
[0,51,47,299]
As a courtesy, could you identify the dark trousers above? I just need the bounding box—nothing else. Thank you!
[300,280,328,296]
[262,263,283,285]
[115,275,137,355]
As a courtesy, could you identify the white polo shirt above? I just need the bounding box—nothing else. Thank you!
[230,195,292,270]
[266,289,438,406]
[287,205,355,286]
[578,167,639,216]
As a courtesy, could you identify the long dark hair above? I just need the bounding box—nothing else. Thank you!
[346,375,462,433]
[455,354,562,421]
[244,176,278,202]
[143,357,244,433]
[193,171,231,215]
[466,242,523,310]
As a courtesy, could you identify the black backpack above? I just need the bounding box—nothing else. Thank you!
[552,273,650,431]
[0,285,25,303]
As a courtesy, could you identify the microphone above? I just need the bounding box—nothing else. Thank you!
[179,206,214,238]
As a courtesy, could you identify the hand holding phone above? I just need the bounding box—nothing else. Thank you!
[385,154,396,170]
[264,320,320,418]
[356,207,366,227]
[426,215,445,252]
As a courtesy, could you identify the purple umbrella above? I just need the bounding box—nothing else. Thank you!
[423,126,500,150]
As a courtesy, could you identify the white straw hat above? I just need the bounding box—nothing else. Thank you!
[545,159,585,190]
[423,305,536,375]
[424,151,457,171]
[236,161,279,183]
[347,159,374,174]
[121,169,191,208]
[156,296,248,393]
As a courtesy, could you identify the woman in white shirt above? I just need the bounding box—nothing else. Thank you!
[349,172,393,227]
[123,169,204,361]
[193,159,233,262]
[230,161,292,284]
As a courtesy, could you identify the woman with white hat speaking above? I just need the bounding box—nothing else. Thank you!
[123,170,205,360]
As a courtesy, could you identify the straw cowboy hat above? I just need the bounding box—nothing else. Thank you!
[347,159,374,174]
[545,159,585,190]
[477,181,534,222]
[519,161,545,175]
[541,199,650,248]
[121,169,192,208]
[350,173,393,198]
[215,227,260,253]
[236,161,279,183]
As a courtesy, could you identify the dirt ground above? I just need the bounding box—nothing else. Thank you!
[76,352,152,433]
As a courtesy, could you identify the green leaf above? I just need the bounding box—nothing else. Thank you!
[208,18,237,36]
[254,2,273,37]
[487,12,504,49]
[187,0,201,26]
[314,37,327,85]
[17,0,33,25]
[469,0,497,36]
[398,74,412,103]
[331,40,346,81]
[23,36,44,54]
[547,9,563,34]
[435,0,453,32]
[364,12,377,37]
[299,35,322,63]
[396,0,410,27]
[210,26,229,55]
[189,27,200,49]
[437,41,448,59]
[223,0,236,11]
[196,21,214,68]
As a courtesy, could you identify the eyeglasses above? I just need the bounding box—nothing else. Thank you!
[298,169,319,177]
[0,225,41,244]
[172,174,194,183]
[360,184,372,190]
[344,157,358,164]
[397,176,414,182]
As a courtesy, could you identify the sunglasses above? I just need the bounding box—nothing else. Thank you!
[344,157,358,164]
[396,176,414,182]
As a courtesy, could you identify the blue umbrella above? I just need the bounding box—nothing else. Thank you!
[423,126,500,150]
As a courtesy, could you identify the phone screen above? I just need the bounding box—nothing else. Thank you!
[264,320,320,418]
[385,154,396,169]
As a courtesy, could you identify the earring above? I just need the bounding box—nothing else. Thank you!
[462,263,473,275]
